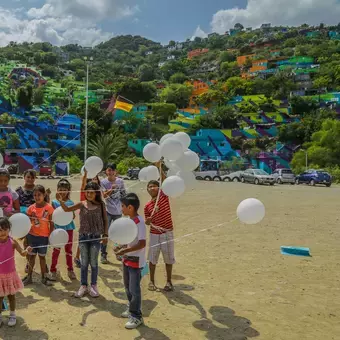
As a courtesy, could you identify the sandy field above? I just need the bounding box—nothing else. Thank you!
[0,178,340,340]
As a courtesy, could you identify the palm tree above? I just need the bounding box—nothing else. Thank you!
[88,129,126,166]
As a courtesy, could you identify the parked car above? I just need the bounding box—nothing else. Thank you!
[39,165,52,176]
[221,171,243,182]
[272,168,295,184]
[295,169,332,187]
[240,169,275,185]
[127,168,140,180]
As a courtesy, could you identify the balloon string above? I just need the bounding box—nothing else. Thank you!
[0,217,239,266]
[150,162,163,219]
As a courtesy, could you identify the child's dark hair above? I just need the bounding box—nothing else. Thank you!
[57,179,71,200]
[23,169,37,178]
[0,169,10,180]
[86,175,100,184]
[121,193,140,211]
[147,180,160,188]
[84,182,103,204]
[33,184,46,195]
[0,217,11,231]
[106,164,116,171]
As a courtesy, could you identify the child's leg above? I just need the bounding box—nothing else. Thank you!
[65,230,74,271]
[7,295,16,326]
[148,233,161,289]
[75,246,80,259]
[79,241,90,286]
[0,296,3,325]
[89,240,100,286]
[123,263,132,303]
[128,267,142,320]
[23,254,36,285]
[39,255,47,279]
[50,247,61,273]
[7,294,15,312]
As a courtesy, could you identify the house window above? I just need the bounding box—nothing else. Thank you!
[220,142,225,147]
[69,124,76,130]
[207,142,211,146]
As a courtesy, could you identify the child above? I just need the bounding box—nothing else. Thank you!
[49,179,76,281]
[23,185,54,286]
[144,166,175,292]
[0,217,32,327]
[0,169,20,217]
[74,170,101,268]
[115,193,146,330]
[101,164,126,264]
[60,182,108,298]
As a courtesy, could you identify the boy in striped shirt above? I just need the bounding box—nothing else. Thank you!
[144,170,175,292]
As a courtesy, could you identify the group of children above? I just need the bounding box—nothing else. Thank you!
[0,163,176,330]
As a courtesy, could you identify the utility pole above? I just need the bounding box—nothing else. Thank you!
[83,56,93,162]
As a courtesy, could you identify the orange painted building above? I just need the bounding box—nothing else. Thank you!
[188,48,209,59]
[249,59,268,73]
[237,54,255,67]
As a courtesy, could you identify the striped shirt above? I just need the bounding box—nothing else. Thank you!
[144,191,173,235]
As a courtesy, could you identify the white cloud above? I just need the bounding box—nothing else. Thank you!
[191,26,208,40]
[211,0,340,33]
[28,0,139,20]
[0,6,113,47]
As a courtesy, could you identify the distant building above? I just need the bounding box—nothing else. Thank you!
[167,55,176,60]
[246,27,253,32]
[146,51,153,55]
[168,43,183,51]
[188,48,209,59]
[229,28,242,36]
[261,23,271,30]
[158,61,166,67]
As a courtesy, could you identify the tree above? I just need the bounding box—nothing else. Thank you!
[160,84,193,108]
[234,23,244,30]
[38,113,55,124]
[33,87,45,105]
[196,88,230,107]
[138,64,156,82]
[219,51,236,63]
[7,133,21,148]
[17,86,33,108]
[56,155,83,174]
[117,156,149,175]
[149,103,177,124]
[313,76,332,92]
[169,72,188,84]
[118,79,157,103]
[212,105,240,129]
[160,60,186,80]
[88,130,126,166]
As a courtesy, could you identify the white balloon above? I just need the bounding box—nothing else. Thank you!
[49,229,69,248]
[84,156,103,176]
[9,213,31,239]
[81,165,97,179]
[160,133,174,145]
[167,168,178,177]
[177,171,196,189]
[143,143,161,163]
[173,132,191,149]
[109,217,138,244]
[52,207,74,226]
[138,167,149,182]
[81,166,85,175]
[176,150,200,172]
[0,154,3,167]
[162,175,186,198]
[160,138,184,161]
[236,198,265,225]
[146,165,160,181]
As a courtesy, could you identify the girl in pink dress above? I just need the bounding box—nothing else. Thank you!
[0,217,31,327]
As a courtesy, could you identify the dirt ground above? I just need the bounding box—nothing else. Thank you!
[1,178,340,340]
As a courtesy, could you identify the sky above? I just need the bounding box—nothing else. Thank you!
[0,0,340,47]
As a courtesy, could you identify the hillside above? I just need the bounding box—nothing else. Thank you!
[0,23,340,176]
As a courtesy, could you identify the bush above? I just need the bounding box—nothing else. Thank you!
[56,155,83,174]
[117,156,149,175]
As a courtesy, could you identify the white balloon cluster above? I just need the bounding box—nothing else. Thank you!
[141,132,199,198]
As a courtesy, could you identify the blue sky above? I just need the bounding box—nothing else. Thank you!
[0,0,339,46]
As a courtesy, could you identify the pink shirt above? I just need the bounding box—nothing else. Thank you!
[0,237,15,274]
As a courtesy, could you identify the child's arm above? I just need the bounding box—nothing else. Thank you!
[49,220,55,234]
[101,203,109,245]
[12,239,32,257]
[155,161,166,182]
[115,240,146,255]
[11,198,20,215]
[81,169,88,191]
[60,201,82,212]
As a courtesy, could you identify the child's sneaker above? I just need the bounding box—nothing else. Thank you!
[68,270,76,280]
[75,285,87,298]
[121,309,130,318]
[25,263,29,273]
[89,284,99,298]
[100,255,108,264]
[49,272,57,281]
[8,315,16,327]
[125,316,144,329]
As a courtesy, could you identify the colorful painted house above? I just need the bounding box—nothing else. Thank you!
[188,49,209,59]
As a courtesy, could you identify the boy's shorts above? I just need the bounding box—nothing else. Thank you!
[148,231,175,265]
[26,234,49,256]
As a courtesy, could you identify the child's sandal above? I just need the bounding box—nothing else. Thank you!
[163,282,174,292]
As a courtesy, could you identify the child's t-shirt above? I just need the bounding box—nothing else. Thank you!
[27,203,54,237]
[0,188,19,216]
[123,215,146,269]
[51,199,75,231]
